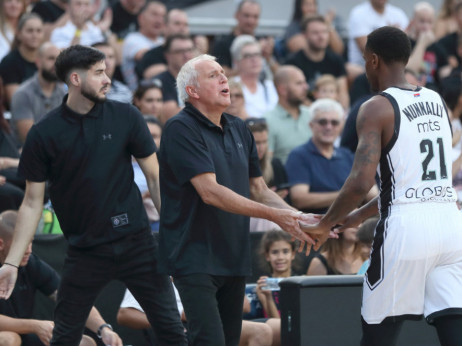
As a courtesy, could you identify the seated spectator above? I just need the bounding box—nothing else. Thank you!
[0,0,26,61]
[436,2,462,69]
[434,0,460,39]
[0,13,44,108]
[49,0,105,49]
[285,15,349,109]
[10,42,65,143]
[93,41,132,103]
[347,0,408,69]
[264,65,311,164]
[136,8,189,80]
[0,78,24,213]
[286,98,377,214]
[110,0,146,40]
[225,79,250,121]
[211,0,261,74]
[0,210,123,346]
[31,0,68,40]
[231,35,278,118]
[118,285,273,346]
[246,118,288,232]
[356,216,378,275]
[151,34,195,124]
[406,2,451,90]
[306,225,365,275]
[284,0,346,56]
[256,230,301,346]
[121,1,166,90]
[133,81,163,120]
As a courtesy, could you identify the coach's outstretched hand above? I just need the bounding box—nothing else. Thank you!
[0,264,18,299]
[101,326,123,346]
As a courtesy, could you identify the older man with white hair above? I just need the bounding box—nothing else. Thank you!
[286,98,378,214]
[157,54,316,346]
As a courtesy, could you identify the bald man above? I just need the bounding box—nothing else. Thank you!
[263,65,312,164]
[0,210,122,346]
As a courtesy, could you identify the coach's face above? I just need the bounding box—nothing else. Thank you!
[192,59,230,111]
[80,60,111,103]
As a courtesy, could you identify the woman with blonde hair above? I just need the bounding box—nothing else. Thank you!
[0,0,26,60]
[434,0,462,39]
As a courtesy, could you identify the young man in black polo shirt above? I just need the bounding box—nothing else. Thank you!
[158,54,317,346]
[0,45,186,346]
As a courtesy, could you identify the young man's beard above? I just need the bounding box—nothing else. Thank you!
[81,83,107,103]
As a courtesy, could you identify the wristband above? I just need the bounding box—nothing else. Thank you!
[3,262,19,269]
[75,29,81,38]
[97,323,112,338]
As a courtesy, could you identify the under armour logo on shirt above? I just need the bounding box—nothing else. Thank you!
[102,134,112,140]
[237,143,243,149]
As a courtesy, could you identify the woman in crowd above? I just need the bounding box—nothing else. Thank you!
[231,35,278,118]
[256,230,299,346]
[0,0,26,60]
[225,79,249,121]
[284,0,345,56]
[246,118,289,231]
[0,13,43,107]
[434,0,461,39]
[132,80,164,122]
[306,226,365,275]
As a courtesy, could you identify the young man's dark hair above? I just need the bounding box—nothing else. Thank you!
[365,26,411,65]
[301,14,325,32]
[163,33,193,53]
[55,45,106,83]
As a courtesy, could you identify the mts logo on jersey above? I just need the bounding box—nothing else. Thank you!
[403,101,445,134]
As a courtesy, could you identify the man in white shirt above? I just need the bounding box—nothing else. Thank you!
[348,0,408,67]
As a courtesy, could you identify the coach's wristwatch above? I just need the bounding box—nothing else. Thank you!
[97,323,113,338]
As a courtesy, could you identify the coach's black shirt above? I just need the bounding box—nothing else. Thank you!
[158,103,261,276]
[19,96,156,247]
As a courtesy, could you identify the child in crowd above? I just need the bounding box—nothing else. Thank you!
[256,230,299,346]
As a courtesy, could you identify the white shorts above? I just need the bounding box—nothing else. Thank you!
[361,202,462,324]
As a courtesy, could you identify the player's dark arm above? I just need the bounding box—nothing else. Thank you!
[136,153,161,213]
[320,96,390,229]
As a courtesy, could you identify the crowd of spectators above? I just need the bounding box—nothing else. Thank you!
[1,0,462,344]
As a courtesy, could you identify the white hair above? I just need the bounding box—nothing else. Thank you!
[414,1,434,15]
[176,54,217,104]
[230,34,258,64]
[309,98,344,122]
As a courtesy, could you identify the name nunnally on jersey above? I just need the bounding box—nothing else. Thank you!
[403,101,444,122]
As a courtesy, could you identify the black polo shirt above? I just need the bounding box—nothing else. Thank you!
[154,70,178,103]
[18,97,156,247]
[158,103,261,276]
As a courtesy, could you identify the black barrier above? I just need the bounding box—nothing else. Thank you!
[279,275,439,346]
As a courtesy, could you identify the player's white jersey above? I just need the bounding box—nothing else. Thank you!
[378,86,456,212]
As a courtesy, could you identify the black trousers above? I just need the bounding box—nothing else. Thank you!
[51,230,187,346]
[174,274,246,346]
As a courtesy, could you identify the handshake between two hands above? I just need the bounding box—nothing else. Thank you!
[289,212,340,255]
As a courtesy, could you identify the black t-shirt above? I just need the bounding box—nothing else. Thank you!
[0,129,20,158]
[0,254,59,318]
[284,49,346,88]
[18,97,156,247]
[32,0,65,23]
[437,32,459,65]
[154,70,178,103]
[110,1,139,39]
[135,45,166,79]
[0,49,37,85]
[211,33,236,69]
[158,103,261,276]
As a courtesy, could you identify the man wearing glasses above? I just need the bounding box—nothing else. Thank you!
[286,98,378,214]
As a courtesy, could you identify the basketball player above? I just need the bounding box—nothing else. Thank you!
[302,26,462,345]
